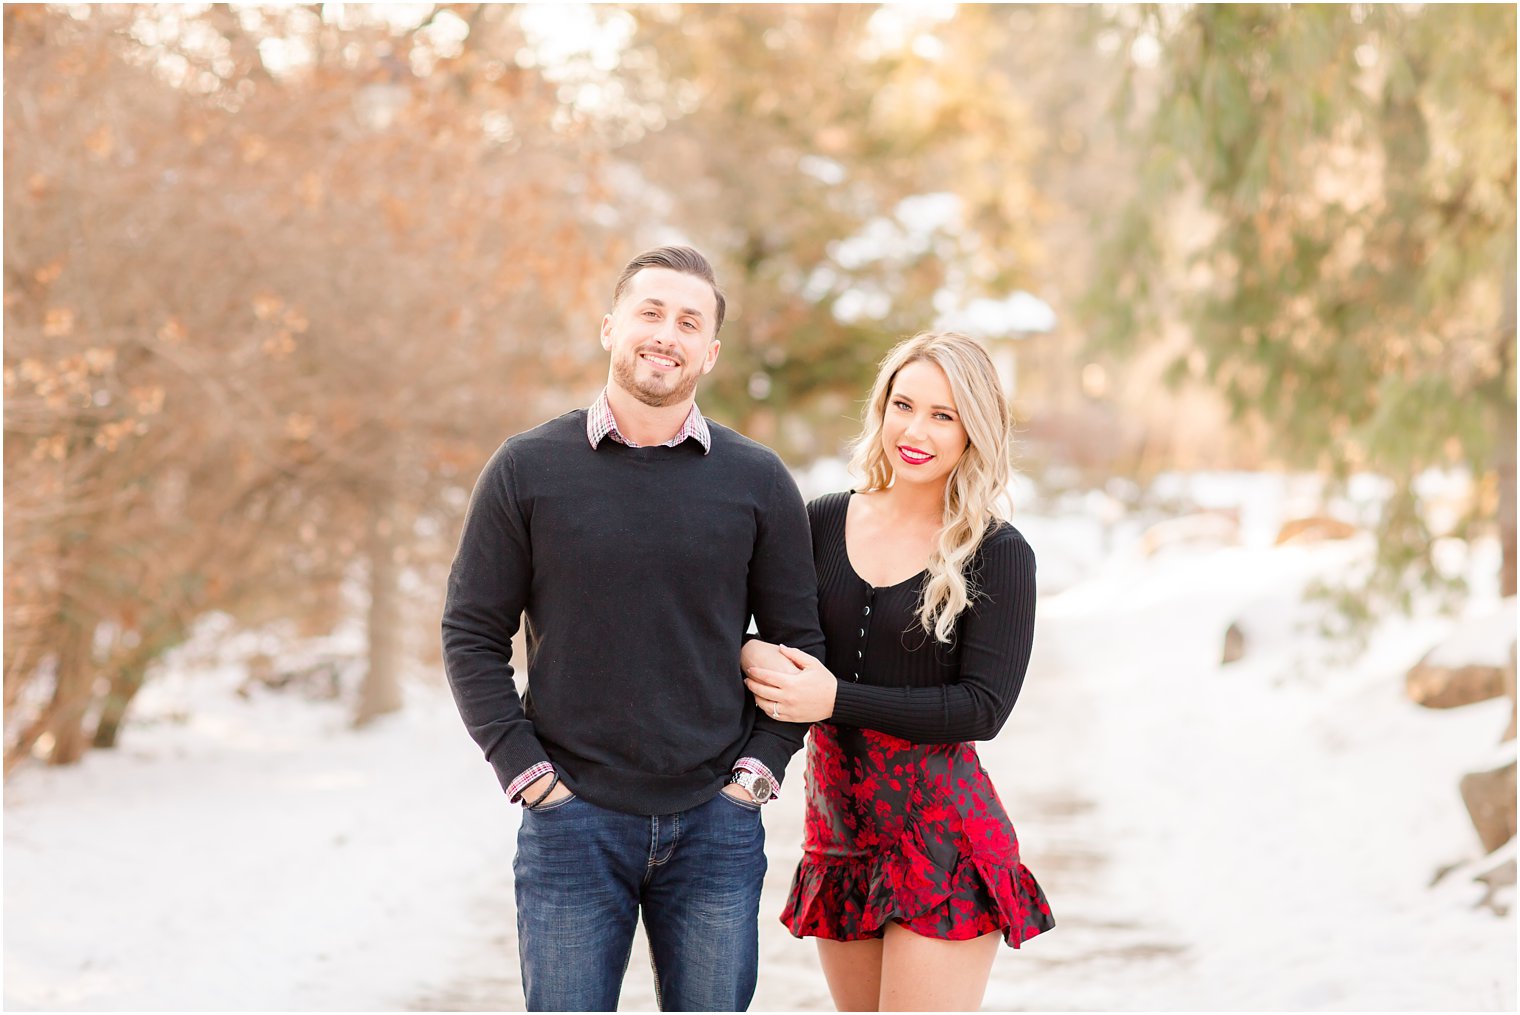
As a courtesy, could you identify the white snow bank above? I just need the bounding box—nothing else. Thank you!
[1034,528,1515,1010]
[4,662,519,1012]
[1425,599,1518,668]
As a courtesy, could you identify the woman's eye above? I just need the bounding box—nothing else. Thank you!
[892,400,911,411]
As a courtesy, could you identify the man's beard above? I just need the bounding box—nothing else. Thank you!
[612,348,700,408]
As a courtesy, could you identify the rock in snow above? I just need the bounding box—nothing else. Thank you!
[1406,600,1517,710]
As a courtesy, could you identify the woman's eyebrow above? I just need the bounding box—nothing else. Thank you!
[893,392,957,412]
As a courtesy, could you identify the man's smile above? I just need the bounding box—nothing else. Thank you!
[640,350,681,370]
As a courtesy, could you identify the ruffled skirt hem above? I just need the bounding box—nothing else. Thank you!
[779,845,1056,948]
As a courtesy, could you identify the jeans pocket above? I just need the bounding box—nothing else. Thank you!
[526,791,580,814]
[715,789,762,813]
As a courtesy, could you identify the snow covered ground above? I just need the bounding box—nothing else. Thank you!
[5,473,1515,1011]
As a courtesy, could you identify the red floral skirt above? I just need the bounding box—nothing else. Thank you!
[780,723,1054,947]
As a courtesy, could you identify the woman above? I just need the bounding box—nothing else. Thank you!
[741,331,1053,1012]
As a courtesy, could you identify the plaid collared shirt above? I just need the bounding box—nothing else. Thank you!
[585,388,711,454]
[509,391,777,805]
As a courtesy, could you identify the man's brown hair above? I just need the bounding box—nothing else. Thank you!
[612,246,726,335]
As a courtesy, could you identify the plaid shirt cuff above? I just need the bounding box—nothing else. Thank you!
[507,762,555,803]
[733,757,779,802]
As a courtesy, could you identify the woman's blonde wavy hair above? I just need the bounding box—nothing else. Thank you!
[848,331,1015,644]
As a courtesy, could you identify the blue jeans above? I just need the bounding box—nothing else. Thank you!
[513,790,767,1012]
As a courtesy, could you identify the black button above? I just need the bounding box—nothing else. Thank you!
[863,606,871,616]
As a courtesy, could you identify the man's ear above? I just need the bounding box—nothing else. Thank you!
[701,338,721,375]
[600,313,614,351]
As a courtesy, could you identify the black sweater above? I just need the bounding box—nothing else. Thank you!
[442,411,825,815]
[809,491,1037,742]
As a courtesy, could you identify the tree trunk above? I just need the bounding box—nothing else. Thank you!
[355,496,404,727]
[42,616,96,766]
[4,600,54,714]
[92,660,148,749]
[1498,244,1517,598]
[2,606,73,776]
[92,618,188,749]
[1499,400,1516,598]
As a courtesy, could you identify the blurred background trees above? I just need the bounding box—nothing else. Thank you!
[4,4,606,766]
[5,3,1514,771]
[1089,4,1517,606]
[609,4,1051,457]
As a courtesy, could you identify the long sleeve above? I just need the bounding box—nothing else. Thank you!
[829,528,1036,744]
[441,443,550,793]
[738,457,828,784]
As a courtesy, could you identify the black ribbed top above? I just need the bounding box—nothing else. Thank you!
[810,491,1037,743]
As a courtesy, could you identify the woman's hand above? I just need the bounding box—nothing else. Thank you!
[745,644,837,724]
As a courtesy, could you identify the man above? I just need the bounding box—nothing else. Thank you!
[442,245,824,1012]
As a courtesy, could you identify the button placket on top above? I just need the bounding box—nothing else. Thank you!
[854,587,874,681]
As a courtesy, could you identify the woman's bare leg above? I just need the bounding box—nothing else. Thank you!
[877,923,1002,1011]
[816,937,884,1012]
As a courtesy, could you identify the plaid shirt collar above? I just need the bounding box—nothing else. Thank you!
[586,387,712,455]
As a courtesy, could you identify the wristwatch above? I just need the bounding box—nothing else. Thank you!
[727,769,773,804]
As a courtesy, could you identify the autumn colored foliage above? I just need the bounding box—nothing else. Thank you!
[5,4,1513,772]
